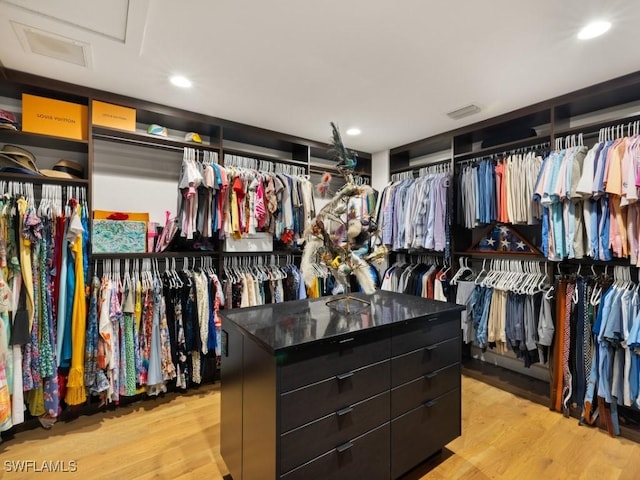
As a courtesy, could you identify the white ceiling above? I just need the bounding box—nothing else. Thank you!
[0,0,639,153]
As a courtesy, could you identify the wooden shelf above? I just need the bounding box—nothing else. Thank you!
[222,147,309,168]
[391,249,446,256]
[462,357,550,407]
[554,112,640,138]
[91,251,218,260]
[0,171,89,185]
[92,126,221,152]
[219,249,302,257]
[308,164,371,178]
[0,129,88,152]
[453,251,546,260]
[453,135,551,161]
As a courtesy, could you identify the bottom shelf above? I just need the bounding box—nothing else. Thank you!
[461,356,550,407]
[1,359,218,440]
[462,355,640,443]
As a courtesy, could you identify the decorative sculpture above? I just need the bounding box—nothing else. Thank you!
[301,123,387,313]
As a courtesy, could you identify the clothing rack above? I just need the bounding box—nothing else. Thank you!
[567,121,640,142]
[390,159,452,182]
[183,147,219,164]
[1,181,87,211]
[457,141,550,166]
[224,153,306,176]
[473,258,550,294]
[93,132,201,152]
[418,161,451,177]
[598,121,640,141]
[395,252,446,266]
[555,133,585,150]
[390,170,415,182]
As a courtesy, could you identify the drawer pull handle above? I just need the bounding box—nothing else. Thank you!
[336,441,353,453]
[336,406,354,416]
[339,337,355,344]
[424,399,438,408]
[425,344,438,351]
[336,371,354,380]
[424,371,438,379]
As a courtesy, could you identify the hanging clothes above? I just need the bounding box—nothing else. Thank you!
[0,182,89,435]
[381,257,450,301]
[552,266,640,438]
[535,128,640,262]
[221,258,308,309]
[457,259,553,368]
[176,152,315,248]
[458,151,544,228]
[376,169,451,253]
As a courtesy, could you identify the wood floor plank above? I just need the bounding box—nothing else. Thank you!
[1,377,639,479]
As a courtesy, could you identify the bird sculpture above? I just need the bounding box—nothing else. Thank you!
[301,123,387,301]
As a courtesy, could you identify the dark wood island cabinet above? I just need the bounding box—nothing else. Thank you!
[220,291,464,479]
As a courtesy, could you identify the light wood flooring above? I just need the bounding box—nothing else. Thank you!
[1,376,639,479]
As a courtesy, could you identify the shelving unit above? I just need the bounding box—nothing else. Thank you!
[387,69,640,442]
[92,126,221,152]
[0,171,89,186]
[91,251,217,260]
[0,129,89,151]
[0,67,376,440]
[0,66,372,276]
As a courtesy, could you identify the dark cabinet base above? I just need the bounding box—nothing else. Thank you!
[391,388,461,479]
[281,423,391,480]
[220,292,463,480]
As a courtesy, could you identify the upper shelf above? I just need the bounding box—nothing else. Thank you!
[0,171,89,186]
[223,147,309,168]
[91,251,217,260]
[0,129,89,152]
[92,126,221,152]
[554,111,640,138]
[453,135,551,161]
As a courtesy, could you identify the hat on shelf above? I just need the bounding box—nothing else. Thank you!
[40,159,85,179]
[184,132,202,144]
[147,124,168,137]
[0,144,41,175]
[0,109,19,131]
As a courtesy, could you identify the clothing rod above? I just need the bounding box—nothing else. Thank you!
[93,133,187,152]
[392,158,452,174]
[457,142,550,164]
[223,152,309,168]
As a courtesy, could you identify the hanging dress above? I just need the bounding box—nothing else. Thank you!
[146,276,165,395]
[84,276,100,394]
[65,204,87,406]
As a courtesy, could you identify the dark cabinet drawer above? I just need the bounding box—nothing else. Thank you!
[280,390,390,474]
[391,363,459,418]
[279,335,390,393]
[280,359,390,432]
[392,316,459,356]
[391,337,459,387]
[391,388,461,479]
[281,422,390,480]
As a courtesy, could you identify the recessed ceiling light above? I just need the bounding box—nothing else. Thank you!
[578,20,611,40]
[170,75,192,88]
[346,127,361,136]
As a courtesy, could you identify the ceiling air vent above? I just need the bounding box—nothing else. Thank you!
[446,104,481,120]
[12,22,91,68]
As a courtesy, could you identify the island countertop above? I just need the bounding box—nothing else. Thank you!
[219,290,464,354]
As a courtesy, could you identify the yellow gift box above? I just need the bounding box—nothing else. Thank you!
[91,100,136,131]
[22,93,88,140]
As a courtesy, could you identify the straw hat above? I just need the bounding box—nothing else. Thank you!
[40,159,85,179]
[0,145,40,175]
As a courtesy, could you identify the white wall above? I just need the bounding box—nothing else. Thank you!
[371,149,390,193]
[92,140,181,225]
